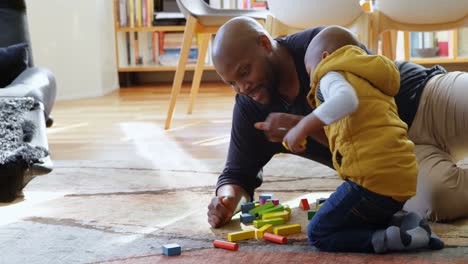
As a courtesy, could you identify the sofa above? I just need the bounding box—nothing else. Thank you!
[0,1,56,202]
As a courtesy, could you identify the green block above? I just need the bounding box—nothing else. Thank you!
[253,217,284,228]
[307,210,316,220]
[258,205,284,217]
[249,201,274,215]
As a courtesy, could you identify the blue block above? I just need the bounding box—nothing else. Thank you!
[240,213,255,224]
[241,202,255,213]
[259,193,273,200]
[162,244,181,256]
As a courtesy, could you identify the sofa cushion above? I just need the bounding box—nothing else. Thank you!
[0,43,29,88]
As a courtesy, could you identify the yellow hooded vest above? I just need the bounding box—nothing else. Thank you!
[307,45,418,201]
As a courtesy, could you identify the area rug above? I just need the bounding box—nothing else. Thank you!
[1,157,466,263]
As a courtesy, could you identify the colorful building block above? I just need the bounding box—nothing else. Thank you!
[284,205,291,213]
[267,199,280,205]
[263,232,288,244]
[240,213,255,224]
[259,193,273,200]
[228,229,255,242]
[307,210,316,220]
[256,224,273,239]
[253,217,284,228]
[241,202,255,213]
[262,210,290,222]
[259,198,266,205]
[299,198,310,210]
[213,240,239,251]
[249,201,274,215]
[317,203,324,210]
[162,244,181,256]
[274,224,302,236]
[316,198,327,205]
[258,205,285,217]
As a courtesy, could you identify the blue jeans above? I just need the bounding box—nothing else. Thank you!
[308,180,404,252]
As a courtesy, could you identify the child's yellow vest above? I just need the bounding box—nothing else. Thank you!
[308,45,418,201]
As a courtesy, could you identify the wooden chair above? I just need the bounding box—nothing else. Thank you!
[265,0,371,47]
[164,0,268,129]
[371,0,468,60]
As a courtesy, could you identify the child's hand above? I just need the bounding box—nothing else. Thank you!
[282,125,307,153]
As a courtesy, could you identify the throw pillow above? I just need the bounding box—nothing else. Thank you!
[0,42,29,88]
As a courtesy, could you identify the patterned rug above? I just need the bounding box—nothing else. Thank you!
[0,158,467,263]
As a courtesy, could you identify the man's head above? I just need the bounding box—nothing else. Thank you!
[304,26,360,77]
[212,17,278,105]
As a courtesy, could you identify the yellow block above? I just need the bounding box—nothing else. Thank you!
[253,217,285,228]
[256,224,273,239]
[228,229,255,242]
[262,210,290,222]
[284,205,291,213]
[274,224,302,236]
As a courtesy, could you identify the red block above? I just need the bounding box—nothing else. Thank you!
[263,233,288,244]
[213,240,239,251]
[299,198,310,210]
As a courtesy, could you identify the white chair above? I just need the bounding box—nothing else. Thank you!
[371,0,468,59]
[265,0,371,47]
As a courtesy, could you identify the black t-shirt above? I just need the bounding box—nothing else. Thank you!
[215,27,446,199]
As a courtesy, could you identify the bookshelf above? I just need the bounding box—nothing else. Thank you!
[113,0,215,77]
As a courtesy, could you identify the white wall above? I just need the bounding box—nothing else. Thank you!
[26,0,119,101]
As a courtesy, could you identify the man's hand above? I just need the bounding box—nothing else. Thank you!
[207,196,236,228]
[207,185,250,228]
[254,113,303,142]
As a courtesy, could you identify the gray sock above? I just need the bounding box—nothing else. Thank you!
[372,225,430,253]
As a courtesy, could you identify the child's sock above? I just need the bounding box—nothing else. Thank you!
[393,211,444,250]
[371,225,430,253]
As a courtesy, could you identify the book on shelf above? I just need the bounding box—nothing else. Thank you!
[117,0,154,28]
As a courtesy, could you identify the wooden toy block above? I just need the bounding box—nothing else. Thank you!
[249,201,274,215]
[253,217,284,228]
[241,202,255,213]
[307,210,316,220]
[256,224,273,239]
[258,205,284,217]
[228,229,255,242]
[263,232,288,244]
[299,198,310,210]
[274,224,302,236]
[267,199,279,205]
[317,203,324,210]
[316,198,327,205]
[240,213,255,224]
[213,240,239,251]
[259,198,266,205]
[162,244,181,256]
[259,193,273,200]
[262,210,290,222]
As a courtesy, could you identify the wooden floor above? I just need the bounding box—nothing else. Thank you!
[47,82,235,162]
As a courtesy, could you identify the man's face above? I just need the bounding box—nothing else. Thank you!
[214,41,278,105]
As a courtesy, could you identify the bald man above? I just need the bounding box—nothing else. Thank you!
[207,17,468,228]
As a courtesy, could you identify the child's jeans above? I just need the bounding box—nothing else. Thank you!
[308,180,404,252]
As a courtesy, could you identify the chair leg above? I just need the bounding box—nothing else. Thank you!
[165,15,197,129]
[187,33,211,114]
[381,30,397,60]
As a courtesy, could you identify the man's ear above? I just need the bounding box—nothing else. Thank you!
[258,35,273,53]
[321,51,329,59]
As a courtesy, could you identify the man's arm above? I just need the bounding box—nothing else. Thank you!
[208,95,281,228]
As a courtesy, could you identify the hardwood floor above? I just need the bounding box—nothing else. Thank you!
[47,82,235,163]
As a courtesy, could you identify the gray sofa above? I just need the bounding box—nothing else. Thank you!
[0,1,56,202]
